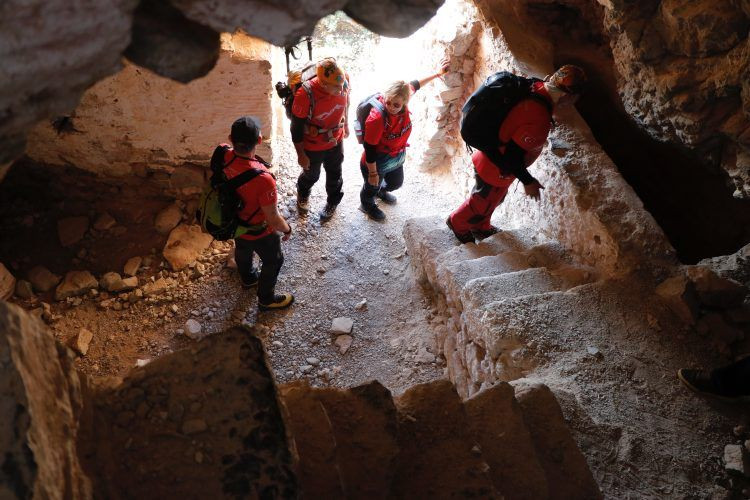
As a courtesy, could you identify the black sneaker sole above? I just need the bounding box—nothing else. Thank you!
[676,369,750,403]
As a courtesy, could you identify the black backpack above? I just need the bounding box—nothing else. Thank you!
[459,71,550,151]
[353,93,389,144]
[197,145,271,241]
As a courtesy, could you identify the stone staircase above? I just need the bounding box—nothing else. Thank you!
[404,216,597,397]
[281,378,601,499]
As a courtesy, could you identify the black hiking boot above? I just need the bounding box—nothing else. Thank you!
[446,216,474,244]
[376,190,397,205]
[297,194,310,213]
[471,225,501,241]
[259,293,295,311]
[318,203,337,221]
[677,368,747,402]
[359,203,386,221]
[240,271,259,289]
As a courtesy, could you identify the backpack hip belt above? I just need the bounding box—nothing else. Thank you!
[305,122,343,144]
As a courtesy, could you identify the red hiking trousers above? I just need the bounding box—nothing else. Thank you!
[448,170,516,234]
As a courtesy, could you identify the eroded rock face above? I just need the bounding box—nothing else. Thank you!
[2,0,446,171]
[26,33,276,180]
[0,301,92,499]
[475,0,750,199]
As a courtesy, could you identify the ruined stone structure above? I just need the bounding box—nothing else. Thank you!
[1,0,750,497]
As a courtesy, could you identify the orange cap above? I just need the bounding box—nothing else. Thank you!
[316,58,345,87]
[550,65,587,95]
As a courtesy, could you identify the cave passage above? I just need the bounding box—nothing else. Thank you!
[577,86,750,264]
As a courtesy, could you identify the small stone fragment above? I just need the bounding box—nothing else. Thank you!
[306,357,320,366]
[70,328,93,356]
[300,365,314,374]
[27,266,61,292]
[724,444,748,475]
[355,299,367,311]
[331,317,353,335]
[55,271,98,301]
[334,335,353,354]
[154,204,183,235]
[93,212,117,231]
[185,319,202,339]
[135,358,151,367]
[14,279,34,299]
[123,256,142,277]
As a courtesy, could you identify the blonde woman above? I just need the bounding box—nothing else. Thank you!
[355,59,449,220]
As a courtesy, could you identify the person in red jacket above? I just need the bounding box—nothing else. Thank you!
[221,116,294,310]
[291,58,350,221]
[359,59,450,221]
[446,65,587,243]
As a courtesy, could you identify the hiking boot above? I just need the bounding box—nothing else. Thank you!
[297,195,310,213]
[359,203,386,221]
[446,216,474,244]
[677,368,746,402]
[376,190,397,205]
[259,293,295,311]
[318,203,337,221]
[240,271,259,289]
[472,225,501,241]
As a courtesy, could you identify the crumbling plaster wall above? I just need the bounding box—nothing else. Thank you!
[26,34,281,185]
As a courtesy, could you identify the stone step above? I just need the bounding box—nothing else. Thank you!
[461,266,593,314]
[512,381,602,500]
[391,379,499,498]
[279,380,399,499]
[464,382,550,500]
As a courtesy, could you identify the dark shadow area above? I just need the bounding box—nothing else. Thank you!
[576,84,750,264]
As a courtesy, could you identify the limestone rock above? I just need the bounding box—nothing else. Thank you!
[142,278,169,297]
[155,204,183,235]
[725,444,748,475]
[28,266,61,292]
[655,275,699,325]
[0,301,93,498]
[0,263,16,300]
[57,216,89,247]
[334,334,353,354]
[100,272,139,293]
[123,256,142,277]
[55,271,98,301]
[331,317,354,335]
[686,266,747,308]
[70,328,94,356]
[163,224,213,271]
[184,319,202,339]
[14,279,34,299]
[93,212,117,231]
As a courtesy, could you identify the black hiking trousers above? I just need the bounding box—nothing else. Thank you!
[359,163,404,208]
[711,355,750,396]
[235,233,284,303]
[297,142,344,206]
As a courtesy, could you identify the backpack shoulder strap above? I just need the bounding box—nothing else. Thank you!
[224,167,265,191]
[301,80,315,121]
[368,95,389,129]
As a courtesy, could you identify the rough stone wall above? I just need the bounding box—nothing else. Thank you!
[0,0,138,165]
[0,301,92,499]
[0,0,445,171]
[474,0,750,199]
[25,33,279,185]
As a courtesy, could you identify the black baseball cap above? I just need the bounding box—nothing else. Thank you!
[230,116,261,146]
